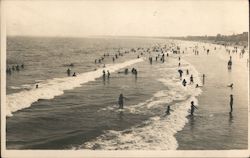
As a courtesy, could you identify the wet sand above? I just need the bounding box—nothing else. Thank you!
[176,43,248,150]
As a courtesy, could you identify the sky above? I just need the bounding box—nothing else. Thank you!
[4,0,249,37]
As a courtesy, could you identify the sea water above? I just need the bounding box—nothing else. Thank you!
[6,37,248,150]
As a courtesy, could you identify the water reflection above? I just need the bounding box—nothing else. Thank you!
[229,112,234,124]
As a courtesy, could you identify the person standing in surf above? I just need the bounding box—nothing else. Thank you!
[202,74,205,84]
[118,93,127,109]
[182,79,187,87]
[103,70,106,80]
[190,74,194,84]
[229,94,233,113]
[228,56,232,69]
[190,101,198,116]
[107,70,110,79]
[165,105,173,115]
[67,68,71,76]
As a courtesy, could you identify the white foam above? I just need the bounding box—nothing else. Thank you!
[9,86,22,90]
[81,97,199,150]
[6,58,144,117]
[78,56,203,150]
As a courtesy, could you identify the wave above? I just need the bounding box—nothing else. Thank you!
[6,58,144,117]
[77,58,202,150]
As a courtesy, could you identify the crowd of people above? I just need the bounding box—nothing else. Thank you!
[115,42,243,118]
[22,41,246,118]
[6,64,24,75]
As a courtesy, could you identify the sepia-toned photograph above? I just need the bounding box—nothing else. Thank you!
[1,0,249,157]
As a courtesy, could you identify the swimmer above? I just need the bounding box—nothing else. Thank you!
[72,72,76,77]
[36,84,39,88]
[227,83,233,89]
[196,84,203,88]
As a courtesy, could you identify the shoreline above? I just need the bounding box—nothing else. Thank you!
[170,38,248,48]
[175,42,248,150]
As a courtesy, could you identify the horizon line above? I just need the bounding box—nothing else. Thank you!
[6,32,248,39]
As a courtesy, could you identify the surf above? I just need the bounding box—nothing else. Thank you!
[6,58,144,117]
[76,58,203,150]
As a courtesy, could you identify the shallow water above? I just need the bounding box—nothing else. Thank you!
[176,43,248,150]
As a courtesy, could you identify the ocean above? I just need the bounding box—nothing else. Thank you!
[5,36,248,150]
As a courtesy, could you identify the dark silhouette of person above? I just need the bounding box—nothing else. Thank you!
[131,68,135,74]
[190,101,198,116]
[178,69,183,78]
[134,69,138,78]
[196,84,202,88]
[228,56,232,69]
[107,70,110,78]
[190,75,194,84]
[16,65,20,71]
[125,68,128,74]
[72,72,76,77]
[202,74,205,84]
[165,105,173,115]
[182,79,187,86]
[118,93,126,109]
[67,68,71,76]
[228,83,233,89]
